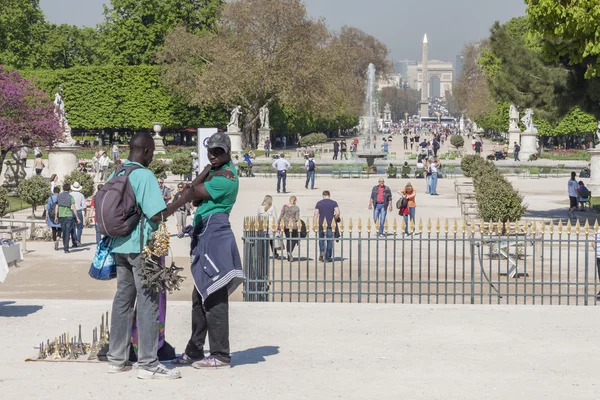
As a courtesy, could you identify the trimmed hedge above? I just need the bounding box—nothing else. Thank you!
[18,175,51,216]
[461,155,526,224]
[450,135,464,149]
[64,170,95,198]
[170,154,193,177]
[299,133,327,147]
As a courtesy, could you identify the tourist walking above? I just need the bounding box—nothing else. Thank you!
[33,154,45,175]
[314,191,340,262]
[272,153,290,193]
[54,183,79,253]
[333,140,339,160]
[399,183,417,235]
[568,171,579,218]
[70,182,86,245]
[429,157,440,195]
[474,139,482,155]
[98,151,110,181]
[173,131,244,370]
[282,136,287,150]
[258,195,280,259]
[92,152,99,175]
[50,174,58,193]
[158,178,172,204]
[173,183,192,238]
[45,186,61,251]
[19,146,28,168]
[368,178,393,237]
[106,132,189,379]
[112,144,119,162]
[403,133,408,150]
[278,195,300,261]
[264,139,271,158]
[305,153,316,189]
[88,184,103,245]
[513,142,520,161]
[340,139,348,160]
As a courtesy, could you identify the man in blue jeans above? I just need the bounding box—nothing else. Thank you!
[368,178,393,236]
[305,153,316,189]
[314,191,340,262]
[272,153,291,193]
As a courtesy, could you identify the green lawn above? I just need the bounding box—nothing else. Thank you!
[7,196,31,214]
[539,150,590,161]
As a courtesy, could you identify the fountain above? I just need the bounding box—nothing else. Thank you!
[357,63,385,173]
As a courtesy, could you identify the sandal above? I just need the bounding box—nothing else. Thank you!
[172,354,203,365]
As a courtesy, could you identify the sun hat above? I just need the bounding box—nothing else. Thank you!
[72,182,82,191]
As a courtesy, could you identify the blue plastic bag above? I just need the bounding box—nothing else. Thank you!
[89,236,116,280]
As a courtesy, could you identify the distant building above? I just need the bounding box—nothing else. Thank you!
[406,60,453,98]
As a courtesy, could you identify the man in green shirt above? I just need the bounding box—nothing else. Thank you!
[53,183,79,253]
[106,132,190,380]
[174,132,244,369]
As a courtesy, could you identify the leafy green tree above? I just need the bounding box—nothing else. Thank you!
[380,87,420,121]
[40,25,101,69]
[63,170,95,198]
[18,175,50,216]
[554,107,597,136]
[527,0,600,79]
[475,102,510,134]
[149,160,167,179]
[450,135,464,150]
[99,0,223,66]
[0,0,47,68]
[170,154,192,179]
[0,187,10,217]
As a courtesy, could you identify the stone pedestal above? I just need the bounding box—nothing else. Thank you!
[154,135,166,155]
[509,128,521,149]
[519,130,538,161]
[258,128,271,150]
[48,146,78,181]
[587,148,600,196]
[227,130,243,153]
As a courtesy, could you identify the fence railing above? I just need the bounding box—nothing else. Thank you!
[241,216,600,305]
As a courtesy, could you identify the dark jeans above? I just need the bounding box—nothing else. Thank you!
[51,227,61,241]
[108,253,159,369]
[284,228,299,254]
[95,223,101,245]
[35,168,43,175]
[333,151,338,160]
[514,152,520,161]
[340,151,347,160]
[74,210,84,243]
[184,287,230,363]
[277,170,287,193]
[318,228,334,260]
[305,170,315,189]
[59,217,74,251]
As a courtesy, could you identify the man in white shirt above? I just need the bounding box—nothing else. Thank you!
[568,171,579,218]
[272,153,291,193]
[70,181,87,246]
[99,151,110,181]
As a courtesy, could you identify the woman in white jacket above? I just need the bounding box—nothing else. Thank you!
[258,195,280,259]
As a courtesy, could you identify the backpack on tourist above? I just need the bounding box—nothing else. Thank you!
[396,196,408,210]
[47,196,58,221]
[308,159,315,171]
[95,165,143,237]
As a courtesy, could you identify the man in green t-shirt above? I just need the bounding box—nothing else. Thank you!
[53,183,79,253]
[173,132,243,370]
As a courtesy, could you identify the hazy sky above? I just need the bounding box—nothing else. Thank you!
[40,0,527,62]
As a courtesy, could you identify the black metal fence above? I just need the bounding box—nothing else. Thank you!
[242,217,600,305]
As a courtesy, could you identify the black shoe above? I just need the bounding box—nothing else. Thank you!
[319,255,324,262]
[64,250,70,253]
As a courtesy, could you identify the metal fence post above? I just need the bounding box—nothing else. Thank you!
[585,236,589,306]
[357,235,362,303]
[470,237,475,305]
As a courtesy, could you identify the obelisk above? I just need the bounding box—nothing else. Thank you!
[419,34,429,119]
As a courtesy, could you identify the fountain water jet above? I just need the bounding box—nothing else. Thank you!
[357,63,385,173]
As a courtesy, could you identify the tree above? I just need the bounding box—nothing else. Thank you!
[0,187,9,217]
[380,87,420,121]
[63,170,95,198]
[99,0,223,66]
[527,0,600,79]
[170,154,192,180]
[159,0,390,147]
[18,175,50,217]
[554,106,597,137]
[39,25,101,69]
[0,67,62,176]
[0,0,47,68]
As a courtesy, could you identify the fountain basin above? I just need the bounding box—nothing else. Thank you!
[356,152,387,174]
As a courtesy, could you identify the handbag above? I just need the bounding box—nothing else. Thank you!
[273,231,284,251]
[89,236,117,280]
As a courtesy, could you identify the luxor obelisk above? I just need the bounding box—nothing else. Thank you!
[419,34,429,119]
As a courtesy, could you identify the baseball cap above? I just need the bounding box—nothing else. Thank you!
[207,132,231,153]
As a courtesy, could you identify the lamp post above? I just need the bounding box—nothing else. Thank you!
[152,122,166,155]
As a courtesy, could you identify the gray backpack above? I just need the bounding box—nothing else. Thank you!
[95,165,142,237]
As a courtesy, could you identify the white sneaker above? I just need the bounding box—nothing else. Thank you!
[107,363,131,374]
[137,363,181,380]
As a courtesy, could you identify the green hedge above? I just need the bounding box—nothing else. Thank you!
[299,133,327,147]
[450,135,464,149]
[462,155,526,224]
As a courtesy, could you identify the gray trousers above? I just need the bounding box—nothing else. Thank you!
[107,253,159,368]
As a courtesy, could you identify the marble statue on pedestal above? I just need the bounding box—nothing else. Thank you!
[259,104,270,130]
[53,87,76,147]
[520,109,535,133]
[595,121,600,148]
[227,105,242,132]
[509,104,520,131]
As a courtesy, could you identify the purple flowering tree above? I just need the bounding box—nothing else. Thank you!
[0,66,62,175]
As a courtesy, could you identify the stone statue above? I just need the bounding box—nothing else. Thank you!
[227,105,242,132]
[520,109,534,132]
[259,104,270,130]
[53,86,76,146]
[509,104,520,131]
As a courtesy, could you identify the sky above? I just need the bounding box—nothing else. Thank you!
[39,0,527,62]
